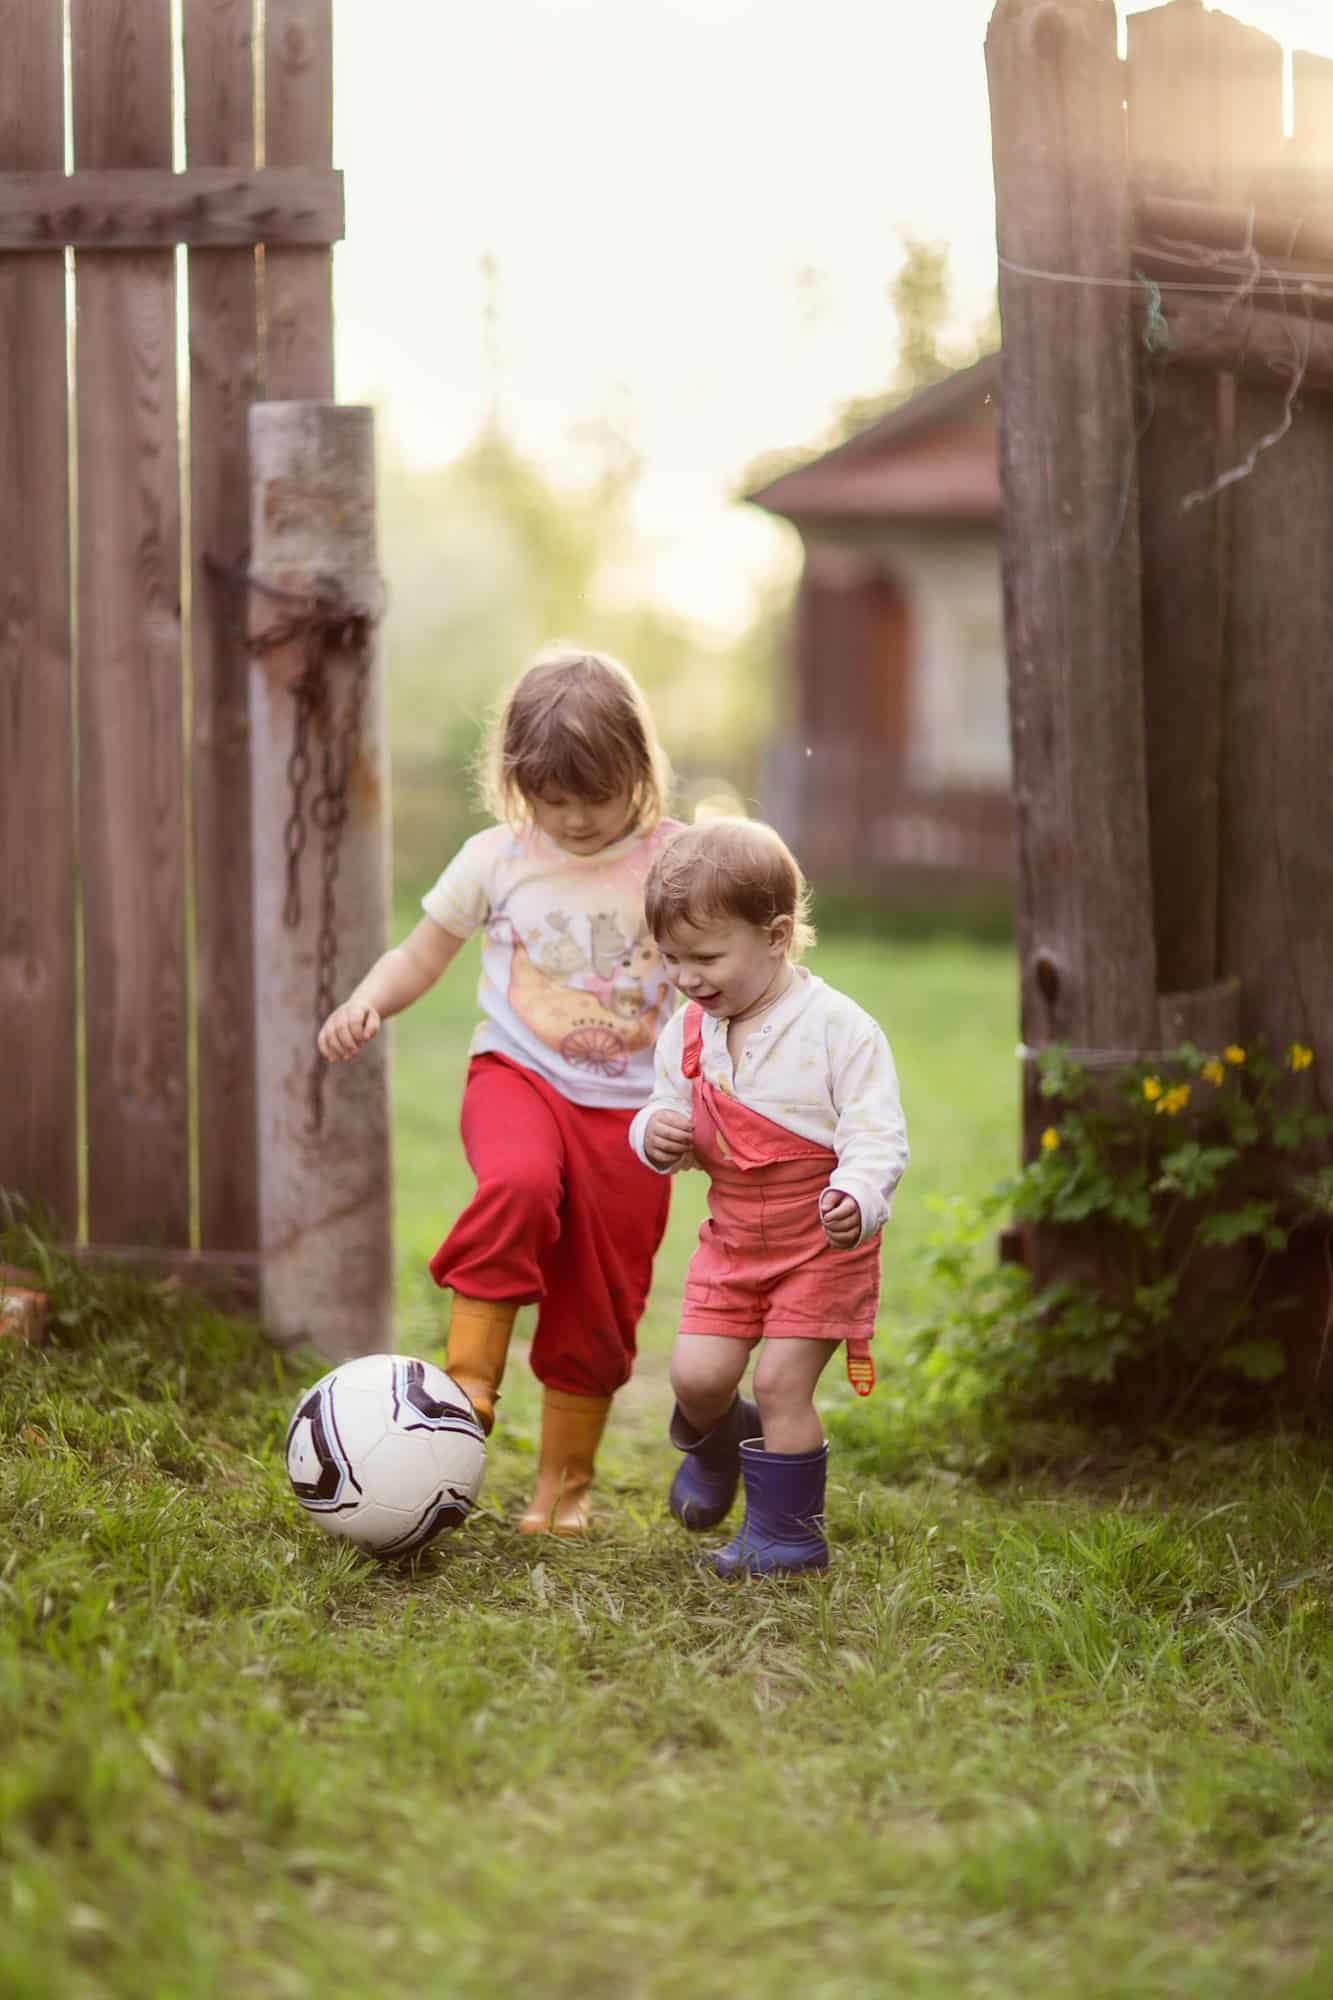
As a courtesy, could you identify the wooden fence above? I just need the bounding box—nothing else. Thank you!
[1,0,339,1309]
[987,0,1333,1369]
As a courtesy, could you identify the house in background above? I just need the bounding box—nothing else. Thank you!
[747,351,1014,899]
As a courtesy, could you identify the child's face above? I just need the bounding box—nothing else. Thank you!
[656,913,792,1020]
[528,784,635,854]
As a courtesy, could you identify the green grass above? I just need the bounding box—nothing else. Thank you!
[5,926,1333,1996]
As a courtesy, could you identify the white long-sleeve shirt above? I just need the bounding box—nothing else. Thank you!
[628,968,908,1245]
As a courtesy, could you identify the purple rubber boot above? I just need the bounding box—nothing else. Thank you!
[711,1439,830,1578]
[668,1395,763,1530]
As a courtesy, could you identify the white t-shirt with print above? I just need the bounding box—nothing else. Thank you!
[422,818,683,1109]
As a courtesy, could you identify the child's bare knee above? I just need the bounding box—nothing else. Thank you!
[669,1351,703,1402]
[753,1339,832,1415]
[672,1334,748,1406]
[753,1347,798,1411]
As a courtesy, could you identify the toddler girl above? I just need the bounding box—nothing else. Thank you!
[630,818,908,1576]
[320,646,681,1534]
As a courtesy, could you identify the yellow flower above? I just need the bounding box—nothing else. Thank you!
[1288,1043,1314,1072]
[1224,1045,1246,1066]
[1040,1127,1061,1152]
[1202,1059,1225,1086]
[1157,1084,1191,1117]
[1142,1076,1164,1102]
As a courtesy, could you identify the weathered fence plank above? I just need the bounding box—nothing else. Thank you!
[185,0,261,1255]
[1220,35,1333,1106]
[72,0,190,1247]
[263,0,334,399]
[987,0,1158,1108]
[0,1,77,1227]
[249,403,391,1358]
[1128,0,1226,997]
[0,167,344,249]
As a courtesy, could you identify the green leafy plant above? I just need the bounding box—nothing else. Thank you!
[912,1039,1333,1421]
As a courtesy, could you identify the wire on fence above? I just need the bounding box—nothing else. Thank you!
[999,226,1326,518]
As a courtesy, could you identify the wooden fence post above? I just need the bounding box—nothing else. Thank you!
[1219,28,1333,1110]
[1127,0,1228,1003]
[263,0,334,401]
[987,0,1159,1185]
[248,403,392,1358]
[1221,32,1333,1387]
[72,0,191,1250]
[184,0,261,1261]
[0,0,76,1230]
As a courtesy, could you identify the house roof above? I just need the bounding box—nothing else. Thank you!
[747,350,1001,527]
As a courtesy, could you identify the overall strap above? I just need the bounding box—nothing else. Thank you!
[680,1002,704,1080]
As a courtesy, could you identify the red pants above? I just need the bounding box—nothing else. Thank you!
[429,1054,671,1398]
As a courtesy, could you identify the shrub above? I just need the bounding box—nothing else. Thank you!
[911,1039,1333,1423]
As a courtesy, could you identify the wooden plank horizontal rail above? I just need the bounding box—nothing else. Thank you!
[1249,163,1333,217]
[65,1244,261,1310]
[1137,162,1333,220]
[1137,190,1333,269]
[1153,292,1333,394]
[0,167,343,249]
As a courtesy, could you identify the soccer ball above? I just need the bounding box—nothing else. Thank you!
[285,1354,486,1557]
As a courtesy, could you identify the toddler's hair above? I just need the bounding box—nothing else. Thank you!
[644,817,815,960]
[481,646,670,831]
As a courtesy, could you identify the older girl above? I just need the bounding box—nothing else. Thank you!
[320,647,681,1534]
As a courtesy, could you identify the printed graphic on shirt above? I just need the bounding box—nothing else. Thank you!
[422,818,682,1107]
[504,916,667,1079]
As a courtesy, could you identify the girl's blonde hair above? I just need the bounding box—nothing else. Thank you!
[644,818,815,960]
[481,646,671,832]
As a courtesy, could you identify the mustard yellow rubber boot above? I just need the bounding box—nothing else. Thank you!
[444,1296,518,1437]
[518,1388,613,1536]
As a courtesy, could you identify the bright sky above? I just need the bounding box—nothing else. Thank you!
[332,0,1333,632]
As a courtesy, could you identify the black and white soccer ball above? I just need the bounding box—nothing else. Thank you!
[285,1354,486,1557]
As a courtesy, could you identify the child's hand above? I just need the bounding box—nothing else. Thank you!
[318,1000,381,1062]
[819,1189,862,1248]
[643,1109,694,1171]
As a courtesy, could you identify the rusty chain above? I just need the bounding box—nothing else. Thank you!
[284,605,374,1134]
[205,554,378,1135]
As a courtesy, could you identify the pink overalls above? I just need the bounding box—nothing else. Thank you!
[676,1004,878,1393]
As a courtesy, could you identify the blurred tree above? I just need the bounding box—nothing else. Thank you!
[832,232,995,441]
[740,234,997,496]
[891,234,954,393]
[379,410,770,889]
